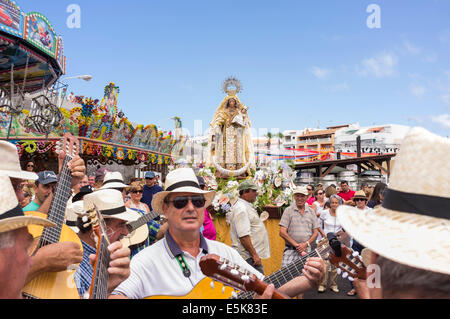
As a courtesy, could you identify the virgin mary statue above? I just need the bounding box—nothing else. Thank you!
[206,79,255,177]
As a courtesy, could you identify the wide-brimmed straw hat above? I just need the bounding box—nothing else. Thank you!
[0,141,38,181]
[337,127,450,275]
[0,174,55,233]
[83,189,140,222]
[99,171,128,190]
[151,168,215,214]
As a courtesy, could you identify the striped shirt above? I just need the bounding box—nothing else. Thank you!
[279,203,319,245]
[74,240,97,298]
[129,208,161,258]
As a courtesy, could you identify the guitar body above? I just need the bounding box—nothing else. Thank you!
[121,224,149,248]
[145,277,236,299]
[22,211,83,299]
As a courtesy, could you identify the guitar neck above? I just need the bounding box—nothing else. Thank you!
[127,210,159,232]
[236,249,320,299]
[39,155,73,247]
[90,236,111,299]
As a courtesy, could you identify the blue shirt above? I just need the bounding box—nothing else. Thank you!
[141,184,163,211]
[74,240,97,298]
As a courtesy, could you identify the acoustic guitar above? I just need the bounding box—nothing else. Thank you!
[87,204,111,299]
[23,134,82,299]
[146,238,332,299]
[120,210,159,248]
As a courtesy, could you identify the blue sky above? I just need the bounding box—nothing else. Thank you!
[17,0,450,137]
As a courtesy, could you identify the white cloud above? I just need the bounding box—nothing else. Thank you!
[410,84,426,98]
[311,67,332,80]
[441,94,450,105]
[403,41,421,55]
[327,82,350,92]
[357,52,398,78]
[431,114,450,130]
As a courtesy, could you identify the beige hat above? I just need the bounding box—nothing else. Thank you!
[151,168,216,214]
[99,171,129,190]
[0,174,55,233]
[0,141,38,180]
[352,190,368,200]
[292,186,308,196]
[83,189,140,222]
[337,127,450,275]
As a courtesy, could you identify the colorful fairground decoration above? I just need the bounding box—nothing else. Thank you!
[0,82,187,165]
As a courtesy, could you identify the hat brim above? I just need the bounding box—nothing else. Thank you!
[0,216,56,233]
[0,169,38,181]
[293,191,308,196]
[337,205,450,275]
[102,207,141,223]
[151,187,216,215]
[99,182,129,190]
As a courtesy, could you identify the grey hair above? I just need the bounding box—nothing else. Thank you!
[378,255,450,298]
[329,194,343,205]
[0,230,17,250]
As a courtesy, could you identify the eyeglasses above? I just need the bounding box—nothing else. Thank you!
[131,190,143,194]
[307,188,313,191]
[27,164,34,168]
[317,192,324,195]
[354,198,366,202]
[167,195,206,209]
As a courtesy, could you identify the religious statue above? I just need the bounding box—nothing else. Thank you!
[206,78,255,177]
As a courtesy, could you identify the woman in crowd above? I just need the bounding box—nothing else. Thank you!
[367,182,387,208]
[312,189,327,218]
[317,195,343,293]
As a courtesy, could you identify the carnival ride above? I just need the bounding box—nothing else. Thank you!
[0,1,185,169]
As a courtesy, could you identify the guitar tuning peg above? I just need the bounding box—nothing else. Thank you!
[348,276,354,282]
[336,268,342,275]
[230,269,239,276]
[342,272,349,279]
[352,251,359,257]
[231,291,238,298]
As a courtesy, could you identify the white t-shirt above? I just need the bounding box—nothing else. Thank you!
[113,233,264,299]
[319,209,343,237]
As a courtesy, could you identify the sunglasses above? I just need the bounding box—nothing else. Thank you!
[131,190,143,194]
[27,164,34,168]
[167,195,206,209]
[354,198,366,202]
[317,192,324,195]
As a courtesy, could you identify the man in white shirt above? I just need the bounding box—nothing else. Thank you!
[110,168,265,299]
[230,180,270,275]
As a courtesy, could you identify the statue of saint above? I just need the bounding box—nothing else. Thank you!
[206,78,255,177]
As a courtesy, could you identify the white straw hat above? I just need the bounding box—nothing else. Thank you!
[0,174,55,233]
[83,189,140,222]
[65,200,84,234]
[151,168,215,214]
[292,186,309,196]
[99,171,129,190]
[0,141,38,180]
[337,127,450,275]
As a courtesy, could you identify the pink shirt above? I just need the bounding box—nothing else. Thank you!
[307,196,316,205]
[202,210,217,240]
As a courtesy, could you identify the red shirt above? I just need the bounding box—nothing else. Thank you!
[338,190,355,201]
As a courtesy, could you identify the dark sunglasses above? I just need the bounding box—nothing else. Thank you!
[317,192,324,195]
[27,164,34,168]
[354,198,367,202]
[131,190,143,194]
[167,195,206,209]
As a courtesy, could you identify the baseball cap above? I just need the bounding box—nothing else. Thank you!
[37,171,58,185]
[238,180,258,191]
[145,171,156,179]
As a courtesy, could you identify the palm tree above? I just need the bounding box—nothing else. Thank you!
[265,132,273,152]
[277,132,284,151]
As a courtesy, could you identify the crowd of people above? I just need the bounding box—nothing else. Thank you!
[0,126,449,300]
